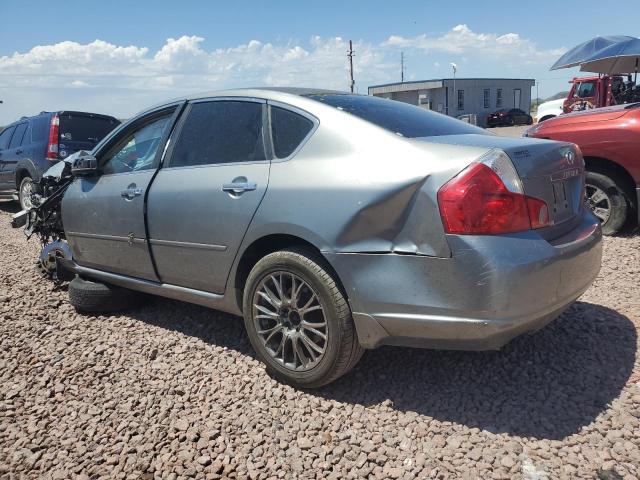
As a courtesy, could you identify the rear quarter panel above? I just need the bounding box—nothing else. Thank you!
[242,105,490,259]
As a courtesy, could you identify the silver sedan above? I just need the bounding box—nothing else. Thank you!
[35,88,602,387]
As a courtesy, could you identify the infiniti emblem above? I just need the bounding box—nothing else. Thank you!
[563,150,575,165]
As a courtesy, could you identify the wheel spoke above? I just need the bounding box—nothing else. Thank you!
[299,336,318,362]
[301,325,326,340]
[589,189,607,205]
[593,207,610,222]
[262,326,282,345]
[300,332,324,354]
[299,304,322,317]
[290,274,303,307]
[255,304,278,318]
[292,336,302,367]
[274,334,286,358]
[270,274,284,303]
[301,320,326,328]
[258,287,281,308]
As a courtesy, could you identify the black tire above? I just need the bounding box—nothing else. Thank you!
[526,116,533,125]
[585,171,629,235]
[18,176,34,210]
[243,248,363,388]
[507,117,515,126]
[68,276,141,313]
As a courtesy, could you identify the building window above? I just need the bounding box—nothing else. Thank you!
[483,89,490,108]
[457,90,464,111]
[496,89,503,108]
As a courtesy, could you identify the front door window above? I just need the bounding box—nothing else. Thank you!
[101,116,171,175]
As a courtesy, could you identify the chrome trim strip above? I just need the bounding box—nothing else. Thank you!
[66,231,146,244]
[149,238,227,251]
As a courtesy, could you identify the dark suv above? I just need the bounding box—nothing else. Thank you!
[0,111,119,209]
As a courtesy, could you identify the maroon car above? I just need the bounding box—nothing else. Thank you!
[525,103,640,235]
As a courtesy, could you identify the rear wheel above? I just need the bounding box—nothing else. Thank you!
[69,276,142,313]
[243,248,363,388]
[584,171,629,235]
[18,176,34,210]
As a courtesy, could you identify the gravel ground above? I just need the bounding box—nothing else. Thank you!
[0,200,639,480]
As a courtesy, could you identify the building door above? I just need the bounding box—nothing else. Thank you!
[514,89,522,109]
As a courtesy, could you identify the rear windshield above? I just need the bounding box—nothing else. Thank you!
[58,115,119,144]
[308,94,487,138]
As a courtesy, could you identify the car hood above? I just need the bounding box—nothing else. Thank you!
[546,104,631,126]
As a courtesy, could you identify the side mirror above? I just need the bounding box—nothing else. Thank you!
[70,151,98,176]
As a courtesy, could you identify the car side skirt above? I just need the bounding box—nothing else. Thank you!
[58,258,243,316]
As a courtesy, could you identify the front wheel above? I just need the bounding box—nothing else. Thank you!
[243,248,363,388]
[584,171,629,235]
[18,176,34,210]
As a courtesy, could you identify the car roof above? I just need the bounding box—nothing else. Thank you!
[142,87,354,114]
[4,110,118,128]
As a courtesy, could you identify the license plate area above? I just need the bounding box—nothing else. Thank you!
[551,180,573,223]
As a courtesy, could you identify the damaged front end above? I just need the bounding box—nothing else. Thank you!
[10,151,93,283]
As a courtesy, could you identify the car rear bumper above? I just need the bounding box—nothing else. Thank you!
[324,209,602,350]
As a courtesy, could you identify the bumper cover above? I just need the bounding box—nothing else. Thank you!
[325,210,602,350]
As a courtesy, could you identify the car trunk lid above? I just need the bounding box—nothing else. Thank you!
[57,112,120,159]
[417,134,585,240]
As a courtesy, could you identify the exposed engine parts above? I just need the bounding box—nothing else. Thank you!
[10,158,74,283]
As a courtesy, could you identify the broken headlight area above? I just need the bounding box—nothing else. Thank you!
[10,158,74,283]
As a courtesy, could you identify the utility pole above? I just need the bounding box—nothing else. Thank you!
[536,81,540,110]
[347,40,355,93]
[401,52,405,83]
[450,63,457,115]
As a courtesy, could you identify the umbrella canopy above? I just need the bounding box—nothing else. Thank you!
[579,38,640,74]
[550,35,636,70]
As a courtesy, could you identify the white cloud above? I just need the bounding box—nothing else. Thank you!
[70,80,89,88]
[383,24,565,63]
[0,27,566,123]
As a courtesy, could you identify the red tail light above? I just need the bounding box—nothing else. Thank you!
[438,162,550,235]
[46,114,59,160]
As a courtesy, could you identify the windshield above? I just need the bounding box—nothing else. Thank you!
[308,94,487,138]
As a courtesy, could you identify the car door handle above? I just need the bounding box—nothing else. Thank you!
[15,149,22,154]
[121,188,143,199]
[222,182,257,193]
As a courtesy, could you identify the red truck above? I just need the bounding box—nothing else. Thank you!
[525,103,639,235]
[563,74,638,113]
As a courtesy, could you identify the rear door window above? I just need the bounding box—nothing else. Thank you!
[8,123,27,149]
[270,106,314,158]
[309,94,486,138]
[170,101,266,167]
[0,126,15,150]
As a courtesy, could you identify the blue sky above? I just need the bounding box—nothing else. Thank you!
[0,0,637,123]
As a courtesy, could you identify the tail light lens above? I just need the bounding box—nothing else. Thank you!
[46,114,59,160]
[438,150,550,235]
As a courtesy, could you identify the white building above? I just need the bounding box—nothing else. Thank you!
[368,78,535,126]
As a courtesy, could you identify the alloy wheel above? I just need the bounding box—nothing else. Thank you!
[252,271,327,372]
[585,183,611,224]
[20,178,34,210]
